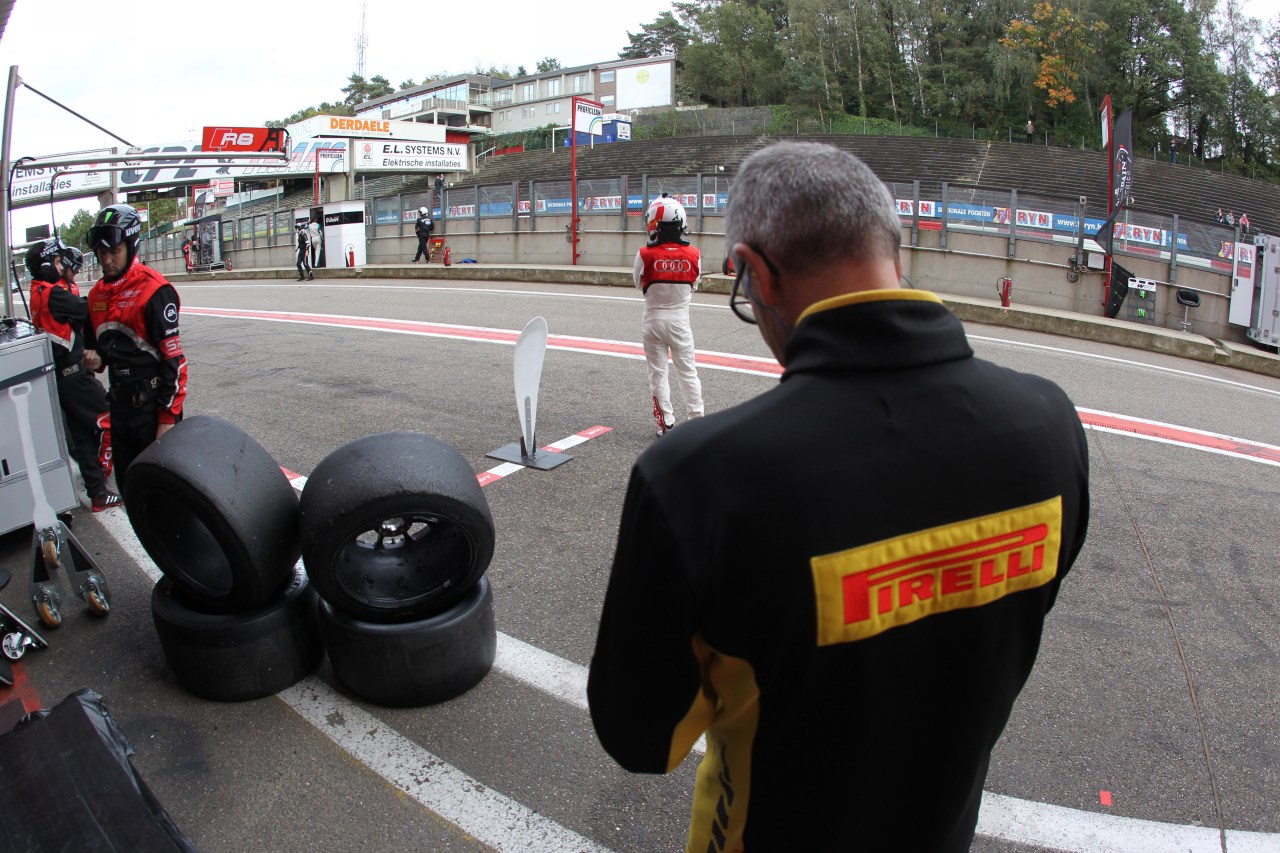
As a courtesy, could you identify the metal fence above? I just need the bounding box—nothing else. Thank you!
[142,175,1249,283]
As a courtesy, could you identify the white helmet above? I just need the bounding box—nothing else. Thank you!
[645,194,687,244]
[419,207,429,216]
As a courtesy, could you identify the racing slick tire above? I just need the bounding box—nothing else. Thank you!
[124,416,300,613]
[298,432,494,623]
[151,564,322,702]
[319,575,496,708]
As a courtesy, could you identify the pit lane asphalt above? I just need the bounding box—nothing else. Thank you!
[1,276,1277,853]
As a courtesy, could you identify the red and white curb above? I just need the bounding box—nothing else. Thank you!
[188,307,1280,468]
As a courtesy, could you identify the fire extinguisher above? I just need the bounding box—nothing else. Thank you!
[345,244,355,268]
[444,246,452,267]
[995,276,1012,308]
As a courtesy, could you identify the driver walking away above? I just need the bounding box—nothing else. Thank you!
[588,141,1091,852]
[26,239,119,512]
[634,194,703,435]
[84,204,188,490]
[413,206,434,262]
[295,223,313,281]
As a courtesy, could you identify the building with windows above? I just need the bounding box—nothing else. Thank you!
[355,57,676,138]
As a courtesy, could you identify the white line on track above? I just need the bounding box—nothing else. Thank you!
[92,489,1280,852]
[181,282,1280,399]
[93,507,611,853]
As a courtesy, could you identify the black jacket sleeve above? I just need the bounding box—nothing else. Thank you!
[46,287,88,326]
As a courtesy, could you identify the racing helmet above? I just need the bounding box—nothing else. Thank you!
[59,245,84,277]
[24,238,64,282]
[419,207,429,216]
[87,204,143,267]
[645,194,688,244]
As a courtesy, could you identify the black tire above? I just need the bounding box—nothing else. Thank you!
[151,564,322,702]
[319,575,496,708]
[124,415,299,613]
[298,432,494,623]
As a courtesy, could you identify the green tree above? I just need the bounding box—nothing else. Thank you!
[619,11,692,59]
[536,57,562,72]
[59,209,95,250]
[341,73,394,106]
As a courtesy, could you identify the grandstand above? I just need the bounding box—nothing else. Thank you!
[211,133,1276,249]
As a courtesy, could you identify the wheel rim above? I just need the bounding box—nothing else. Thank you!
[2,634,22,661]
[332,512,477,611]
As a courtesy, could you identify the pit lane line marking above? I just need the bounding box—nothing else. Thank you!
[92,507,610,853]
[90,479,1280,852]
[182,284,1280,400]
[186,306,1280,467]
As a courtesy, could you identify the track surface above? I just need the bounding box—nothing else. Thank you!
[1,278,1278,853]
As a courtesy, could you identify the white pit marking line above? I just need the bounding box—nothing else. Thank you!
[93,440,1279,852]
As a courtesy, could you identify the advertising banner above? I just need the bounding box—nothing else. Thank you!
[353,139,467,172]
[573,100,605,136]
[116,140,345,191]
[287,114,446,142]
[201,126,289,152]
[9,150,112,207]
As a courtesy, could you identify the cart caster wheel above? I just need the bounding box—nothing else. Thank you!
[2,633,25,661]
[34,588,62,629]
[40,534,60,571]
[83,575,111,616]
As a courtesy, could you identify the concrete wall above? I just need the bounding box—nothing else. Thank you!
[150,218,1240,343]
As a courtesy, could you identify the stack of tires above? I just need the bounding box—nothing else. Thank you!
[298,432,497,707]
[126,417,322,702]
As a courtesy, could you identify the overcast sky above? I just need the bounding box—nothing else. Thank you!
[3,0,1278,236]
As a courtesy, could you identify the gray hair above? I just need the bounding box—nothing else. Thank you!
[725,142,901,275]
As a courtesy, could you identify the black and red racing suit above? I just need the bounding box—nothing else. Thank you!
[85,257,187,488]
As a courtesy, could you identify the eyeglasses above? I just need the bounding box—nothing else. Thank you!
[728,244,780,325]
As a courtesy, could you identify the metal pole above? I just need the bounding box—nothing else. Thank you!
[2,66,21,317]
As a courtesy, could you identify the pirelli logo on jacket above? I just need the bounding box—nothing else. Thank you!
[812,496,1063,645]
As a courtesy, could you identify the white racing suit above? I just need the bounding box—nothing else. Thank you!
[634,242,704,430]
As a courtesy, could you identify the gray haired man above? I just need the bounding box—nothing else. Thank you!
[588,141,1090,852]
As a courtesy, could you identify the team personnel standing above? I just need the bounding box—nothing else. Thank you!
[413,206,434,262]
[295,223,313,281]
[25,239,119,512]
[588,142,1091,852]
[84,204,188,490]
[633,194,703,436]
[308,216,323,268]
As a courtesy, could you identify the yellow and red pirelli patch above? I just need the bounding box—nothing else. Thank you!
[812,496,1063,645]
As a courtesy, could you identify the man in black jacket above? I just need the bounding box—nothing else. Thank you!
[413,207,434,262]
[26,240,119,511]
[588,141,1091,852]
[295,224,313,281]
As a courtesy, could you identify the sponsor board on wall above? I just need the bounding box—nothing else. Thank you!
[354,139,467,172]
[10,150,113,207]
[286,114,447,142]
[895,199,939,217]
